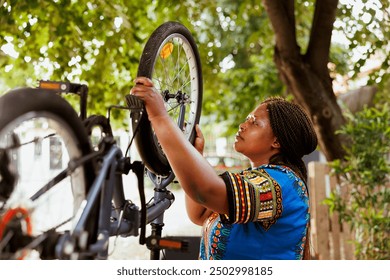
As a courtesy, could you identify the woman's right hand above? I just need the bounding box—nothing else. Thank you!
[130,77,168,122]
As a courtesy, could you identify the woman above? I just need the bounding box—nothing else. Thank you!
[131,77,318,260]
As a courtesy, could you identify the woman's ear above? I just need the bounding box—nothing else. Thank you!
[272,138,281,149]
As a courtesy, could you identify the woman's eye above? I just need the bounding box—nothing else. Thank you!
[245,115,258,125]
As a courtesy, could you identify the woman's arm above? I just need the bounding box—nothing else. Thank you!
[185,194,214,226]
[130,77,229,214]
[185,125,214,225]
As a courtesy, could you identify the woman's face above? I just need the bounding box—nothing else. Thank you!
[234,103,280,167]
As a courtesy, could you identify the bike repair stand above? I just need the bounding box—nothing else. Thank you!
[146,172,188,260]
[125,94,188,259]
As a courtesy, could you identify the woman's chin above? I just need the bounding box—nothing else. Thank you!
[233,142,241,153]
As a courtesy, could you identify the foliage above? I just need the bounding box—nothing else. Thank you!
[0,2,337,124]
[326,95,390,259]
[335,0,390,87]
[1,0,149,126]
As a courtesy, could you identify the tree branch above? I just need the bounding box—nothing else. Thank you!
[306,0,339,74]
[262,0,300,60]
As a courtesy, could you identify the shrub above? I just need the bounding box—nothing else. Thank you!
[326,101,390,260]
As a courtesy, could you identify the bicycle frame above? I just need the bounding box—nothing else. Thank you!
[13,81,183,260]
[54,140,174,259]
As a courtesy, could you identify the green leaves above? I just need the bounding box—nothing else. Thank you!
[335,0,390,86]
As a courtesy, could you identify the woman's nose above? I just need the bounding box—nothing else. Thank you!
[239,122,246,131]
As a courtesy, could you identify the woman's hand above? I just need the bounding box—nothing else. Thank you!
[130,77,168,121]
[194,124,205,155]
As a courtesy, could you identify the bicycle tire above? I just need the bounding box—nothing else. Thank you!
[83,114,113,148]
[0,89,97,259]
[134,21,203,176]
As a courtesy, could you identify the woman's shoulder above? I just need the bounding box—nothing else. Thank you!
[238,164,308,198]
[253,164,303,183]
[220,164,301,186]
[258,164,309,201]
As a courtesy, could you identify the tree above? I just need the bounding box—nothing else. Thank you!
[261,0,389,161]
[197,0,389,161]
[262,0,345,161]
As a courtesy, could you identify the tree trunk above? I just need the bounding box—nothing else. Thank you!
[263,0,346,161]
[274,51,346,161]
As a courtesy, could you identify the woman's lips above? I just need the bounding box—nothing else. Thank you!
[235,133,243,142]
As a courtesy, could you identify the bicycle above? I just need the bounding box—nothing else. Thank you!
[0,21,202,260]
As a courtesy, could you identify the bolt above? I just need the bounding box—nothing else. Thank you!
[63,241,74,255]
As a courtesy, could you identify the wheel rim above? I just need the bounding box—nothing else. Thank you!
[0,113,86,237]
[151,33,200,140]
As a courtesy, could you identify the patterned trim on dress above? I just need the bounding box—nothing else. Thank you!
[245,169,283,231]
[260,164,308,203]
[294,214,310,259]
[220,169,283,231]
[203,212,232,260]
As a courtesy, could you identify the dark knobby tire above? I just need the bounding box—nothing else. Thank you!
[0,88,97,259]
[133,21,203,176]
[83,114,113,148]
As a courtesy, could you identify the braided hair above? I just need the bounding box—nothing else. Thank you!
[262,97,317,260]
[262,97,318,183]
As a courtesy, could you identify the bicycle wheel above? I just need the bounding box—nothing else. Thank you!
[83,114,113,149]
[0,88,96,259]
[133,21,203,176]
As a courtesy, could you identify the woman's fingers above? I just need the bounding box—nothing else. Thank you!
[194,124,205,154]
[134,76,153,87]
[130,77,156,100]
[130,77,168,121]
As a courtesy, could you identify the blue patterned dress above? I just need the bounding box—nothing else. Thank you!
[199,164,309,260]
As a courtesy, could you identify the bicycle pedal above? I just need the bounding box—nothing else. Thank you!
[125,94,144,111]
[146,236,189,252]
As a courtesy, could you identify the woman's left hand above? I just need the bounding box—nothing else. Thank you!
[194,124,205,155]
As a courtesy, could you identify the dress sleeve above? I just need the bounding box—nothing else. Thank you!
[219,169,282,226]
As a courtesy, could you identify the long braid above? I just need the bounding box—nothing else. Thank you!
[262,97,317,183]
[262,97,318,260]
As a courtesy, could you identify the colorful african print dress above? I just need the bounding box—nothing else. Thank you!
[199,164,310,260]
